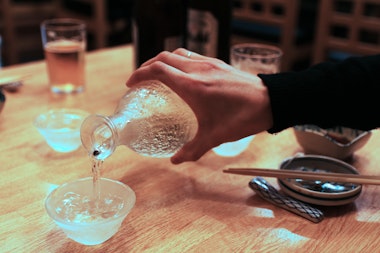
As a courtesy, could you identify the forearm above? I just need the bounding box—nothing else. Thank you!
[259,54,380,133]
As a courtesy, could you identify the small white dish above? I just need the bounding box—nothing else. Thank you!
[278,154,362,206]
[294,125,371,160]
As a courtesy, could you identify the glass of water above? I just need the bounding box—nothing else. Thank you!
[212,43,282,157]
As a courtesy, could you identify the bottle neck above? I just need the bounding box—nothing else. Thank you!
[80,114,119,160]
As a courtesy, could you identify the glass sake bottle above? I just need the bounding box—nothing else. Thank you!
[80,81,198,161]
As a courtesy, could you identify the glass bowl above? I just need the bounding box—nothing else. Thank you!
[45,177,136,245]
[34,108,88,152]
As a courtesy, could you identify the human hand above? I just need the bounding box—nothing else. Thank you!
[126,48,273,164]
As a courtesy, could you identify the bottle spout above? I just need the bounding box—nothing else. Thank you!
[80,114,117,160]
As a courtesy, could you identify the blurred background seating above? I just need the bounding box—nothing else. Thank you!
[0,0,132,66]
[313,0,380,64]
[0,0,56,65]
[55,0,132,50]
[0,0,379,70]
[231,0,319,71]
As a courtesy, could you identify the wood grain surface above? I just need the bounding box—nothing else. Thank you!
[1,45,379,253]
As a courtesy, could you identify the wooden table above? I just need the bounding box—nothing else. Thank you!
[1,45,380,252]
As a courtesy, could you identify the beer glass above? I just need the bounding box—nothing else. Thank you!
[41,19,86,94]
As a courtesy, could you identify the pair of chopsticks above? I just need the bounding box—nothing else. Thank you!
[223,168,380,185]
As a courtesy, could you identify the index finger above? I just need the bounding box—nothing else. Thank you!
[126,60,191,99]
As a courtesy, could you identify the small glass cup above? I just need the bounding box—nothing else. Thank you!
[230,43,283,75]
[45,177,136,245]
[213,43,282,157]
[34,108,88,152]
[40,19,86,94]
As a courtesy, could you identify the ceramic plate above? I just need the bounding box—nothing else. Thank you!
[278,154,362,206]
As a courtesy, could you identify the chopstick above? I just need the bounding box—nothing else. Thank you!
[223,168,380,185]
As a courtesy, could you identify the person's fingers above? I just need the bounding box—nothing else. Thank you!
[140,51,181,68]
[126,61,195,101]
[137,52,194,76]
[140,48,211,71]
[171,48,209,60]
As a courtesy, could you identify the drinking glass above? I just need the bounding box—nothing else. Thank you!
[212,43,282,157]
[34,109,88,153]
[230,43,282,75]
[40,19,86,94]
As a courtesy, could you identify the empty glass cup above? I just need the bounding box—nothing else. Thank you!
[230,43,283,75]
[34,108,88,152]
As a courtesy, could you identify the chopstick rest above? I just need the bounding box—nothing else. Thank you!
[249,177,324,223]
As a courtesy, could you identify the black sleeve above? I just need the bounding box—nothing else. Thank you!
[258,54,380,133]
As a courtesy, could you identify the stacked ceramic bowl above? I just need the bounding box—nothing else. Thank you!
[278,154,362,206]
[293,125,371,160]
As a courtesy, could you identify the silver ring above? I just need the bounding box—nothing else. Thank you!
[186,51,192,59]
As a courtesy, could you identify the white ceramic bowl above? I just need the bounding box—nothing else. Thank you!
[294,125,371,160]
[278,154,362,206]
